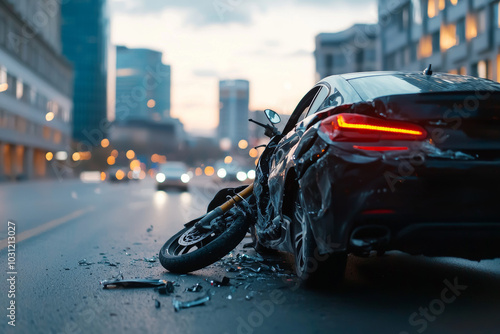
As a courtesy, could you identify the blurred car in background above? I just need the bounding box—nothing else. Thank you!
[108,167,130,183]
[156,161,191,191]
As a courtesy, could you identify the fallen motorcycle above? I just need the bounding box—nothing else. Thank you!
[159,109,279,274]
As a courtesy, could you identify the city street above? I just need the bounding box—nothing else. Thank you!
[0,177,499,334]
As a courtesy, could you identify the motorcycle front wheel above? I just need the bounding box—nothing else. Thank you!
[159,210,250,273]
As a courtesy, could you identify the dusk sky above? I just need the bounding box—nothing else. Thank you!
[110,0,377,134]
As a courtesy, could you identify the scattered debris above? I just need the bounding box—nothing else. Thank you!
[157,282,175,295]
[78,259,94,266]
[101,279,172,290]
[112,271,124,280]
[154,299,161,309]
[185,283,203,293]
[245,291,255,301]
[144,256,157,263]
[207,276,230,287]
[147,225,154,233]
[173,294,211,312]
[227,295,232,300]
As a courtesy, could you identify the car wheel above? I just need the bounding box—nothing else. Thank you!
[292,190,347,287]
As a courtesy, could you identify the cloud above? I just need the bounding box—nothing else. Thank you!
[288,49,312,58]
[110,0,376,26]
[192,69,219,77]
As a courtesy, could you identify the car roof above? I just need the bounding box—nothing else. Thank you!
[318,71,500,101]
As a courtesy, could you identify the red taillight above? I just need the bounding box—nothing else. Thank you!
[319,113,427,142]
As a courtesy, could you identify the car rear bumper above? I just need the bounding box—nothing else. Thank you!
[298,141,500,259]
[157,179,188,189]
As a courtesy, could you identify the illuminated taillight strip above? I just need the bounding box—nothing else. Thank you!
[353,146,409,151]
[337,115,423,136]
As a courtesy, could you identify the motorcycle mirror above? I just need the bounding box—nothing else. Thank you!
[264,109,281,124]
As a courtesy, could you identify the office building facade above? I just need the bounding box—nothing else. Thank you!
[315,24,380,81]
[0,0,73,180]
[379,0,500,79]
[61,0,109,144]
[115,46,171,122]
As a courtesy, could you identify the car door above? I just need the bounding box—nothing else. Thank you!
[267,85,330,216]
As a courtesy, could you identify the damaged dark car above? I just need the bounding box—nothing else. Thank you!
[252,70,500,283]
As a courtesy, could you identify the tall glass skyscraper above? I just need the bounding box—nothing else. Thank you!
[115,46,171,122]
[218,80,249,149]
[61,0,109,144]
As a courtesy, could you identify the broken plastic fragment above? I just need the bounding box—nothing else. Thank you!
[172,294,210,312]
[101,279,172,289]
[144,256,157,263]
[147,225,154,233]
[155,299,161,309]
[78,259,94,266]
[157,281,175,295]
[226,266,240,272]
[185,283,203,292]
[245,291,255,301]
[207,276,230,287]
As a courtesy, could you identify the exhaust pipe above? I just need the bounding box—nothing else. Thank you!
[350,225,391,253]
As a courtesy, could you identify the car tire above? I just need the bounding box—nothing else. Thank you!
[291,190,347,287]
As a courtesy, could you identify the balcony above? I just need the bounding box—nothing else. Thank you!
[472,0,491,10]
[471,32,490,54]
[427,14,443,34]
[446,42,468,64]
[447,1,467,22]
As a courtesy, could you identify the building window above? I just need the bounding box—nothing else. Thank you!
[472,60,490,79]
[43,126,51,140]
[466,13,478,40]
[15,116,27,133]
[398,6,410,30]
[0,16,5,45]
[441,23,457,51]
[456,18,466,44]
[53,130,62,144]
[432,31,440,53]
[16,79,23,100]
[497,55,500,82]
[477,9,487,34]
[412,0,422,25]
[418,35,433,58]
[495,2,500,29]
[428,0,443,18]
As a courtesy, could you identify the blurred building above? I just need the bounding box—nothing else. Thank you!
[378,0,500,79]
[115,46,171,122]
[218,79,249,150]
[61,0,109,144]
[108,118,186,163]
[315,24,380,81]
[0,0,73,181]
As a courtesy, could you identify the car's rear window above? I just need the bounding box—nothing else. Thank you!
[348,74,500,101]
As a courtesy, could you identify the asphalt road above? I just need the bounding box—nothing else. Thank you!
[0,176,499,334]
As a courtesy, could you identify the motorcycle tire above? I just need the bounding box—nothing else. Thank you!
[159,210,250,273]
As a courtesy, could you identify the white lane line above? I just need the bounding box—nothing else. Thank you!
[0,207,94,250]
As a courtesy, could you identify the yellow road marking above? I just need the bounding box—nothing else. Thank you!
[0,207,94,250]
